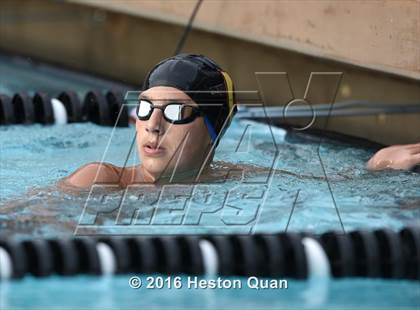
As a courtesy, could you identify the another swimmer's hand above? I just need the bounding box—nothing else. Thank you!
[366,143,420,171]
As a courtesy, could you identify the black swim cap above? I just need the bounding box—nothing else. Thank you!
[142,53,237,147]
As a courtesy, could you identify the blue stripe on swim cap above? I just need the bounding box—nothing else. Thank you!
[203,115,217,144]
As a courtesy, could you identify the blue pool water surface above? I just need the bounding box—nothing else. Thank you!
[1,118,419,236]
[1,276,419,309]
[0,118,419,309]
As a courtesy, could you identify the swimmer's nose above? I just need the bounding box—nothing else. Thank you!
[145,108,164,135]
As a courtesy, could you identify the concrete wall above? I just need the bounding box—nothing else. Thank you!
[69,0,420,80]
[0,0,419,144]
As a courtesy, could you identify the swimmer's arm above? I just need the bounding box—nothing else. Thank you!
[366,143,420,171]
[57,162,123,192]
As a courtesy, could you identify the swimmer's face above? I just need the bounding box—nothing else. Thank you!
[136,86,213,179]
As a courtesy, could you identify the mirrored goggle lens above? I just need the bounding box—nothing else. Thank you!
[164,104,195,121]
[137,100,152,118]
[137,100,196,122]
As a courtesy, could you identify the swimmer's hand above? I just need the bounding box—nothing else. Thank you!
[366,143,420,171]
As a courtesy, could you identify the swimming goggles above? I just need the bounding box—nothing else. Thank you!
[136,99,204,124]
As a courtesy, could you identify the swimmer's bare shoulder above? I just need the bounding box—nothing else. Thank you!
[57,162,123,191]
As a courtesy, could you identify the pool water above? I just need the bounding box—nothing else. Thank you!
[1,118,419,238]
[1,276,419,309]
[0,53,129,98]
[1,118,419,309]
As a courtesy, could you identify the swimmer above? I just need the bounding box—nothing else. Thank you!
[58,53,239,190]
